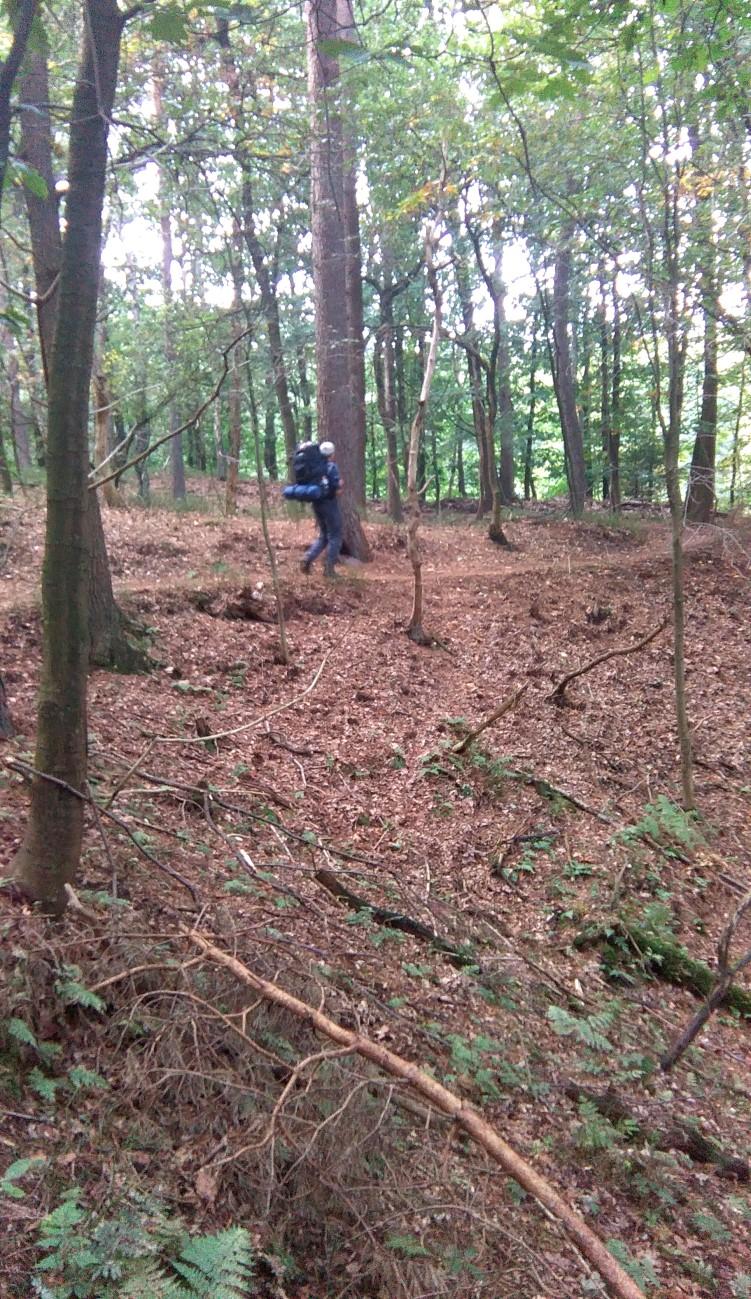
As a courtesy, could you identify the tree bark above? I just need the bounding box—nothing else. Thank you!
[685,265,718,523]
[338,0,367,508]
[552,231,587,516]
[20,38,138,669]
[453,257,493,513]
[0,0,38,208]
[609,281,622,512]
[225,224,245,517]
[152,64,186,501]
[12,0,125,914]
[306,0,370,559]
[0,675,14,737]
[524,313,538,500]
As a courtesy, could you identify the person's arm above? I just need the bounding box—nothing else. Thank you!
[328,461,343,494]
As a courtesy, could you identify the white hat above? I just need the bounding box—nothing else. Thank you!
[319,440,335,456]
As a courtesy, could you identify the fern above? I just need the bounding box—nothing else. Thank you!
[34,1193,255,1299]
[171,1229,254,1298]
[547,1005,614,1052]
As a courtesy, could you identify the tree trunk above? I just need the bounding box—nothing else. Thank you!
[0,0,38,209]
[338,0,367,508]
[524,313,539,501]
[152,66,186,501]
[296,343,313,442]
[264,376,278,480]
[407,232,442,645]
[241,173,298,476]
[306,0,370,559]
[225,225,245,517]
[21,38,139,670]
[374,281,403,521]
[6,346,32,474]
[552,232,587,516]
[12,0,125,914]
[685,248,718,523]
[453,258,493,514]
[729,358,745,508]
[0,421,12,494]
[497,280,515,504]
[609,282,622,512]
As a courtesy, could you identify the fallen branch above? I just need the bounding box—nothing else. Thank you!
[186,928,645,1299]
[548,621,668,705]
[452,684,528,755]
[563,1082,749,1181]
[576,918,751,1017]
[661,884,751,1070]
[313,866,479,971]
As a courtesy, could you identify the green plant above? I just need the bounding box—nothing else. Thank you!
[605,1239,659,1292]
[547,1005,615,1052]
[690,1210,731,1243]
[619,796,702,855]
[32,1190,255,1298]
[732,1275,751,1299]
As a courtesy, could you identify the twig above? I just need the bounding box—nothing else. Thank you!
[661,884,751,1070]
[185,928,646,1299]
[143,646,334,746]
[452,684,528,755]
[89,326,254,491]
[548,621,668,704]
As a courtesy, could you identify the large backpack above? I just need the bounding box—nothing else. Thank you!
[293,441,328,487]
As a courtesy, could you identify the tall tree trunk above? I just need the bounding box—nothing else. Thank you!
[296,343,313,442]
[524,314,539,501]
[453,258,493,514]
[241,173,298,475]
[306,0,370,558]
[0,419,12,493]
[152,66,186,501]
[374,266,403,521]
[264,374,278,480]
[20,33,137,670]
[552,232,587,516]
[609,282,622,512]
[338,0,367,508]
[225,225,245,517]
[456,426,466,497]
[6,346,32,473]
[685,244,718,522]
[93,297,124,507]
[12,0,125,914]
[729,358,745,508]
[497,279,515,504]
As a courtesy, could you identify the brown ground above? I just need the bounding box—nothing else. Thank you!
[1,485,750,1298]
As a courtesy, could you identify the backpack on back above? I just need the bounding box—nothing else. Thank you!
[282,442,330,502]
[293,441,327,487]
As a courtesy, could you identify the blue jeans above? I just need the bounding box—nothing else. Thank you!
[305,497,343,573]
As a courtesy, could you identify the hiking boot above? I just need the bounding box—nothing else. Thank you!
[300,557,312,575]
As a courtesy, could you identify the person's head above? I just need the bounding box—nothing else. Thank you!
[319,440,335,458]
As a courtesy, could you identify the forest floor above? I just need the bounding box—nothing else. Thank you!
[1,483,750,1299]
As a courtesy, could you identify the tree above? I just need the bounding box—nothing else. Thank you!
[306,0,370,559]
[12,0,126,913]
[18,33,142,671]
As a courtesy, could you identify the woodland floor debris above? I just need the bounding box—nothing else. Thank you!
[1,489,750,1297]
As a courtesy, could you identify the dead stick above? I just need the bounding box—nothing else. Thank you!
[185,928,645,1299]
[549,621,668,703]
[452,684,528,755]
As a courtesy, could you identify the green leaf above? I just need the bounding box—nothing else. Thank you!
[67,1066,109,1091]
[8,159,48,198]
[149,5,189,42]
[7,1016,38,1048]
[0,1156,45,1200]
[386,1233,431,1258]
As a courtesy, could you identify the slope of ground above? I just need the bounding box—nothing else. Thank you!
[1,488,750,1299]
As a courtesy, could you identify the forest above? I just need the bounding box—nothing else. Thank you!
[1,0,750,1295]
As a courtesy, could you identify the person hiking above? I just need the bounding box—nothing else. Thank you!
[299,441,343,578]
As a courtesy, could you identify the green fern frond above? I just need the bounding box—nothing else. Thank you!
[170,1228,254,1298]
